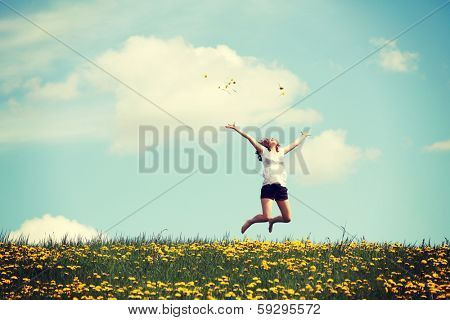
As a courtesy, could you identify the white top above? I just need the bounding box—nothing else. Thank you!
[261,148,287,187]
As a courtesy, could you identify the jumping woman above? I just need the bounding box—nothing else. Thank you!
[225,122,311,234]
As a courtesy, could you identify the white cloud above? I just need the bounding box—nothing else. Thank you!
[292,129,380,184]
[0,0,314,150]
[1,36,311,147]
[370,38,419,72]
[8,213,104,244]
[423,139,450,152]
[80,35,311,154]
[0,103,112,144]
[24,74,79,100]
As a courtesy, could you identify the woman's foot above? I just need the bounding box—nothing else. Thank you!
[241,220,252,234]
[268,219,274,233]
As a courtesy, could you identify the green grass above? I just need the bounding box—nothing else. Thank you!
[0,231,448,300]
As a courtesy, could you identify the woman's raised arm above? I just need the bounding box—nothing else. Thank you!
[283,129,311,154]
[225,122,264,155]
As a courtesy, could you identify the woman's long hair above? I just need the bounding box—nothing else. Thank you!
[256,138,280,161]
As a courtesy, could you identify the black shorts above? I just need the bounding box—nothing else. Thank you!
[260,183,288,201]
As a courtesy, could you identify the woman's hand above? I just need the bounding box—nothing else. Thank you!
[225,122,238,130]
[300,130,311,137]
[226,122,264,154]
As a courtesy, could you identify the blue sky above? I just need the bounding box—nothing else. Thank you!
[0,0,449,243]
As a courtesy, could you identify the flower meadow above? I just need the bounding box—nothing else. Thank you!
[1,234,448,300]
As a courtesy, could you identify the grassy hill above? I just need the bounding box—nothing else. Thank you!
[0,233,448,300]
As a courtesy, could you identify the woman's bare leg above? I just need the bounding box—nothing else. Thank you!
[268,199,292,233]
[241,198,273,234]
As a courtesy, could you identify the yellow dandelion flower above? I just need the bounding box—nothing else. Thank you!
[286,289,295,295]
[225,292,236,298]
